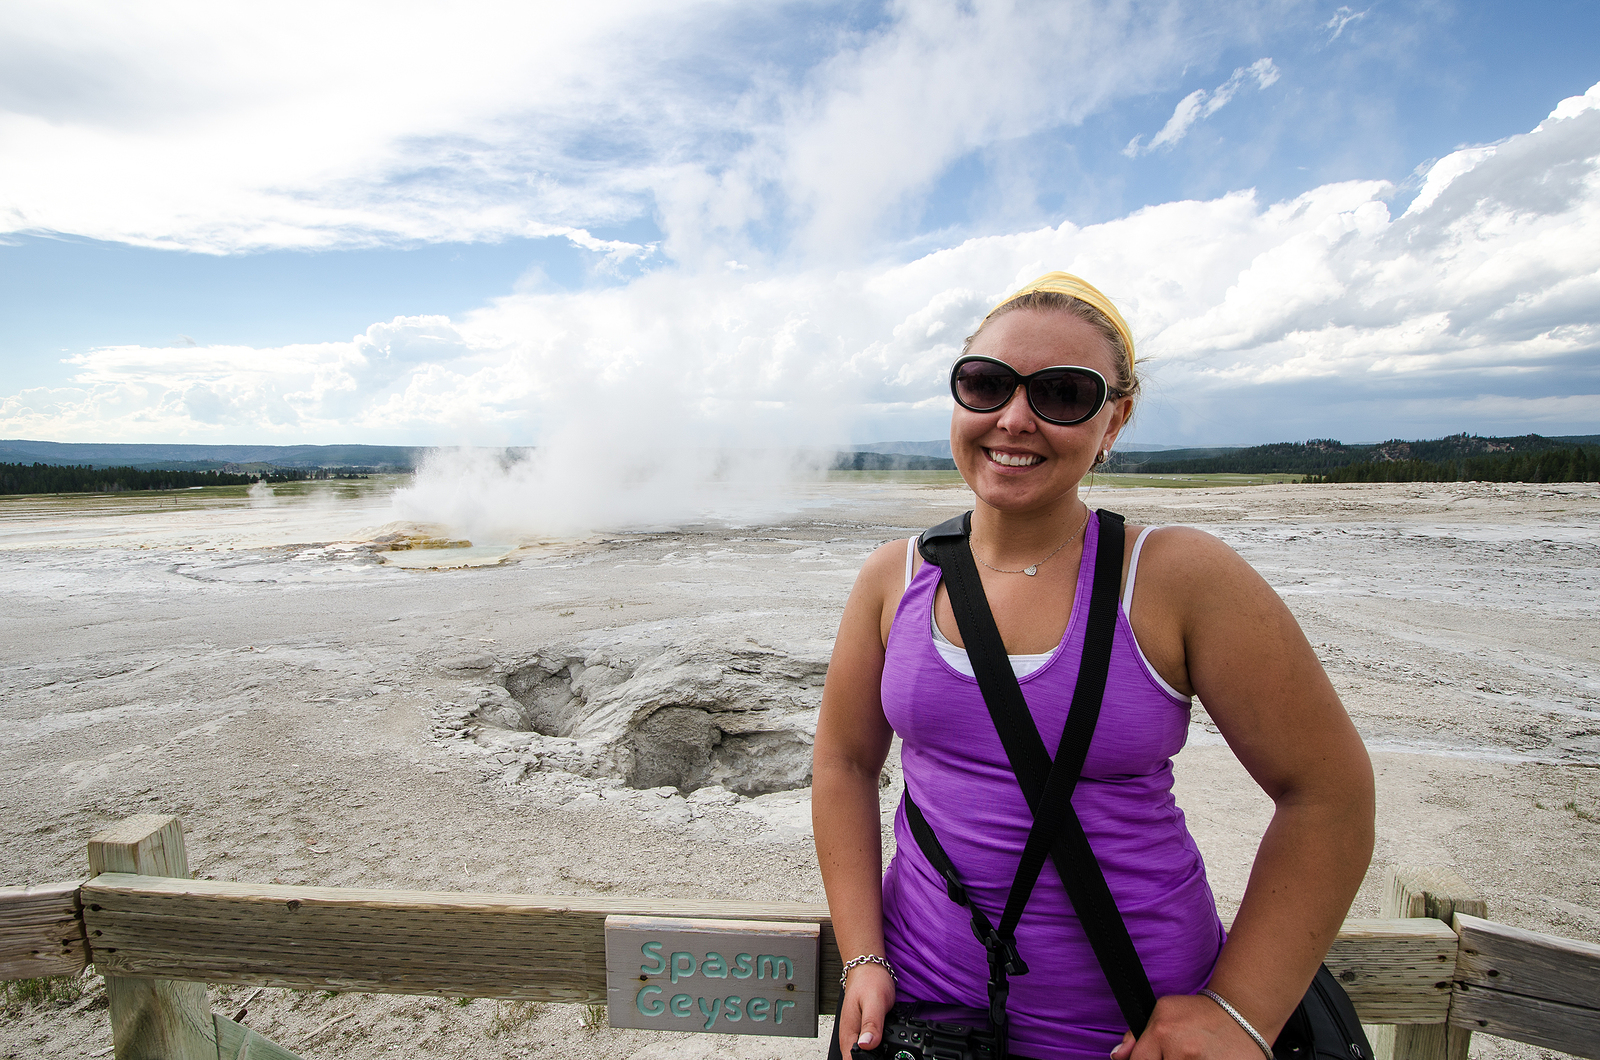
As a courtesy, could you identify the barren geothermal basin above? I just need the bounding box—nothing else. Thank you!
[2,477,1596,1060]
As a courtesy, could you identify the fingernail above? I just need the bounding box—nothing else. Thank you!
[859,1032,874,1045]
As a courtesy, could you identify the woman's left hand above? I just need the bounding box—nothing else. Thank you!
[1110,994,1267,1060]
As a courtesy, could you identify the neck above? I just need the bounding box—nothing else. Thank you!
[969,492,1088,567]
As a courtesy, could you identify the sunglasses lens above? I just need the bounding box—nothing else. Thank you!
[953,360,1018,411]
[1028,370,1103,424]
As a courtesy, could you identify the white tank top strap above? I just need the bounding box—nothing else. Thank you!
[904,535,917,592]
[1121,525,1188,701]
[1122,525,1161,617]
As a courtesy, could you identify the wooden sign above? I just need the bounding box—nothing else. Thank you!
[605,915,820,1037]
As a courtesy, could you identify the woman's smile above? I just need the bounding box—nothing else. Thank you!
[985,447,1044,468]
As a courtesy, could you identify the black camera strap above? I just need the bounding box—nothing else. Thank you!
[909,508,1158,1037]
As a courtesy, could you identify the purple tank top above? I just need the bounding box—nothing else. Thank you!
[880,513,1224,1060]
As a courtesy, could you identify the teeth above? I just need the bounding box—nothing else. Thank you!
[987,450,1041,467]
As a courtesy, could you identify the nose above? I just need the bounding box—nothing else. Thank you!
[993,383,1036,432]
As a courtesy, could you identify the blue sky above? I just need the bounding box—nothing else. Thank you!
[2,0,1598,448]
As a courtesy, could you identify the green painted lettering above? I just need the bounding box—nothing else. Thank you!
[670,951,696,983]
[723,995,743,1021]
[731,953,754,979]
[700,951,728,978]
[757,955,794,980]
[635,985,664,1016]
[670,993,692,1017]
[640,941,665,976]
[747,996,769,1021]
[697,995,723,1029]
[774,998,796,1024]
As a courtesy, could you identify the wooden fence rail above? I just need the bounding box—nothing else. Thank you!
[80,873,838,1005]
[2,815,1596,1060]
[1450,912,1600,1057]
[53,873,1472,1021]
[0,881,88,981]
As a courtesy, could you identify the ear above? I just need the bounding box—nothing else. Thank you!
[1099,394,1134,453]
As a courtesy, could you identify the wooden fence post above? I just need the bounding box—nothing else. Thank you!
[88,815,216,1060]
[1370,867,1486,1060]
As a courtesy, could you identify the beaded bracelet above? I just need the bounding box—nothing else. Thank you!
[839,953,897,989]
[1200,988,1274,1060]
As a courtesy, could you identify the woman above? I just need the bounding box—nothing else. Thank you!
[812,273,1374,1060]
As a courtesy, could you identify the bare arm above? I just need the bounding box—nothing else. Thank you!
[1118,528,1375,1060]
[813,541,903,1055]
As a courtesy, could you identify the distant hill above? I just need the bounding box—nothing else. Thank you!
[0,463,260,495]
[12,434,1592,482]
[831,451,955,470]
[852,440,954,459]
[1107,445,1247,466]
[0,461,385,495]
[1107,439,1368,474]
[0,440,420,471]
[1109,433,1600,480]
[1307,449,1600,484]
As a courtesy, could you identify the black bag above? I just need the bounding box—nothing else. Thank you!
[864,509,1373,1060]
[1274,966,1373,1060]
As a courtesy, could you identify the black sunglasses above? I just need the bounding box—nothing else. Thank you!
[950,355,1119,426]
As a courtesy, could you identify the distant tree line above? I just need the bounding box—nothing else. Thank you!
[1116,439,1362,475]
[1304,447,1600,484]
[831,452,956,471]
[0,462,372,495]
[1112,433,1600,481]
[1,463,258,494]
[254,467,373,482]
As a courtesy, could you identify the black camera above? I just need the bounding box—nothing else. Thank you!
[851,1001,1004,1060]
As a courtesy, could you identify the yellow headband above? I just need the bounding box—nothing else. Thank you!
[984,271,1135,367]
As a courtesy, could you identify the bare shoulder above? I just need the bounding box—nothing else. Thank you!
[844,537,916,640]
[1123,524,1289,664]
[855,537,914,595]
[1126,524,1261,597]
[1116,525,1273,698]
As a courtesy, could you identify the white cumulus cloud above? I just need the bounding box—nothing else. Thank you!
[8,80,1598,453]
[1,0,1283,263]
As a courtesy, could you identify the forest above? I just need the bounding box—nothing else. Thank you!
[1111,433,1600,483]
[0,463,371,495]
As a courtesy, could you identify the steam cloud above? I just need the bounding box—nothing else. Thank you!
[391,434,837,542]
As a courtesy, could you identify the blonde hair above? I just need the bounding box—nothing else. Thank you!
[964,272,1140,399]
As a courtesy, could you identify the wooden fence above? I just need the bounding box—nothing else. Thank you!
[2,815,1596,1060]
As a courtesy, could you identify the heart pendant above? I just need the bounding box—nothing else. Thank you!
[1023,566,1038,576]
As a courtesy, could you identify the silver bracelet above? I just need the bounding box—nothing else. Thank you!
[839,953,897,989]
[1200,988,1274,1060]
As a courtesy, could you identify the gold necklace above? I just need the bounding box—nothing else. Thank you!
[974,507,1092,576]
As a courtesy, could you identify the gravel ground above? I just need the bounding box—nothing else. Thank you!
[1,477,1595,1060]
